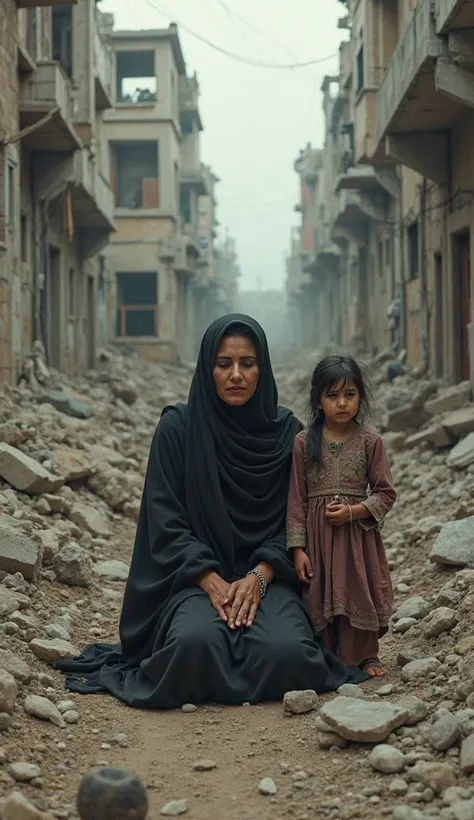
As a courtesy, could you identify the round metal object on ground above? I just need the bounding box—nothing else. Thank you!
[76,767,148,820]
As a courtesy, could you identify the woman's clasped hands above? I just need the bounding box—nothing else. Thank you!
[198,566,273,629]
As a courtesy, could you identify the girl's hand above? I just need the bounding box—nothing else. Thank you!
[292,548,313,584]
[224,575,261,629]
[325,503,350,527]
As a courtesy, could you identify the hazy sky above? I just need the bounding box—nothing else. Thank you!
[102,0,343,289]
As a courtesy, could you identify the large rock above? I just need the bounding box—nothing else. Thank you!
[448,433,474,469]
[430,713,460,751]
[0,515,41,580]
[443,406,474,438]
[368,744,406,774]
[420,762,457,794]
[319,697,409,743]
[93,559,129,581]
[40,391,93,419]
[2,790,54,820]
[460,734,474,774]
[88,464,132,509]
[0,587,21,619]
[393,596,431,621]
[430,517,474,567]
[426,382,472,416]
[23,694,63,726]
[423,607,457,638]
[0,649,33,683]
[283,689,318,714]
[401,657,441,683]
[405,425,452,449]
[397,695,429,726]
[0,668,17,714]
[53,543,92,587]
[29,638,78,662]
[49,447,92,482]
[386,403,430,434]
[111,380,138,405]
[0,444,63,495]
[70,503,110,538]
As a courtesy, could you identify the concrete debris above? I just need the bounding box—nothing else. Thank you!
[319,697,409,743]
[0,516,42,580]
[448,432,474,469]
[0,444,63,495]
[283,689,318,714]
[40,390,93,419]
[430,517,474,567]
[0,351,472,814]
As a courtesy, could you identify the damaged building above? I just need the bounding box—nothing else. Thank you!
[0,7,239,385]
[105,26,237,364]
[0,0,115,388]
[287,0,474,389]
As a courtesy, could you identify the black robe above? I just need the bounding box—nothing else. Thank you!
[54,315,366,707]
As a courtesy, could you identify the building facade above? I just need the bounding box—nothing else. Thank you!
[104,25,225,364]
[288,0,474,387]
[0,0,114,387]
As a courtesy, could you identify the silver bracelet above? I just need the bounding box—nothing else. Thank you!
[247,568,268,598]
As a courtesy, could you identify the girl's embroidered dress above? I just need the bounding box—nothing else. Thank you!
[287,426,396,664]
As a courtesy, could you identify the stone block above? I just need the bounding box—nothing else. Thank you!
[406,424,452,449]
[448,433,474,469]
[0,515,41,580]
[425,382,472,416]
[430,517,474,567]
[0,443,63,495]
[443,406,474,439]
[40,390,93,419]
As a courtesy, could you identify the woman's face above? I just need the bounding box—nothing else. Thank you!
[213,334,260,406]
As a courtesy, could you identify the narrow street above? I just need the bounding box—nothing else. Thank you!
[0,351,474,820]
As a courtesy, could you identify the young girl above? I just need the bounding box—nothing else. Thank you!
[287,355,396,677]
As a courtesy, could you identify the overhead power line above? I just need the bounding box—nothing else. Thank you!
[141,0,337,69]
[213,0,299,63]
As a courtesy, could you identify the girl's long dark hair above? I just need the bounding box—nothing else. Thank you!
[306,355,372,469]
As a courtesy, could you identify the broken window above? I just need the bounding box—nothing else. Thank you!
[52,7,73,78]
[116,50,157,104]
[407,223,419,280]
[6,161,15,229]
[180,187,191,223]
[116,272,158,337]
[21,214,28,263]
[27,10,37,60]
[111,141,159,209]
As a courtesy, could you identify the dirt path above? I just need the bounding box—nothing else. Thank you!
[5,512,467,820]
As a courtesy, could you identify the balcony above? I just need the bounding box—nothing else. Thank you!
[17,0,76,7]
[340,40,353,92]
[375,0,474,182]
[332,190,371,245]
[436,0,474,33]
[67,151,115,256]
[180,168,209,196]
[19,61,81,152]
[174,235,195,276]
[94,26,113,110]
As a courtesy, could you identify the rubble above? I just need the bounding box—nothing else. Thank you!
[430,517,474,567]
[0,350,473,816]
[0,444,63,495]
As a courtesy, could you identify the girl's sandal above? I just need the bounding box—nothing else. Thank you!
[360,658,386,677]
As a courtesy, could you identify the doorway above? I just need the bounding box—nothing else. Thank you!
[454,232,471,381]
[434,252,444,378]
[47,245,61,369]
[87,275,95,370]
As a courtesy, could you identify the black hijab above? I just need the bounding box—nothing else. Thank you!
[182,313,301,575]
